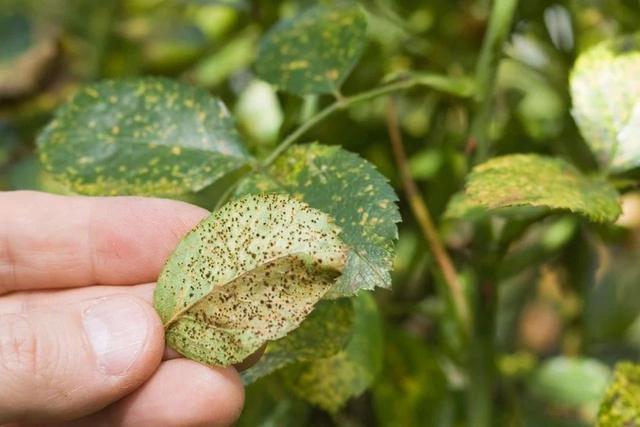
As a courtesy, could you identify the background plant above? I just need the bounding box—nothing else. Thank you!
[2,1,640,426]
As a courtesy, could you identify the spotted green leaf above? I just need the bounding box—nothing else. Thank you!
[37,77,252,196]
[241,298,353,385]
[598,362,640,426]
[570,34,640,172]
[235,143,400,297]
[255,1,367,95]
[154,194,348,366]
[281,293,383,413]
[445,154,621,223]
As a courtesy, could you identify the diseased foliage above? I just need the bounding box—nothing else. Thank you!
[571,34,640,172]
[256,1,367,95]
[446,154,621,223]
[281,293,383,413]
[241,298,353,385]
[5,0,640,425]
[236,143,400,297]
[154,194,348,365]
[38,78,251,196]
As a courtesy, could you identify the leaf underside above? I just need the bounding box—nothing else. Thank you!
[37,77,251,196]
[570,33,640,172]
[256,1,367,95]
[235,143,400,297]
[445,154,621,223]
[154,194,348,366]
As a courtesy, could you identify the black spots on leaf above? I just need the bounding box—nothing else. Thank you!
[154,194,348,366]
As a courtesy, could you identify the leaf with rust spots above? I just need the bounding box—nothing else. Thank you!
[235,143,400,297]
[154,194,348,366]
[37,77,252,196]
[445,154,621,223]
[241,298,353,385]
[256,1,367,95]
[571,34,640,172]
[280,293,383,413]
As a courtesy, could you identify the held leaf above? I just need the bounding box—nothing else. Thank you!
[235,143,400,297]
[37,77,252,196]
[154,194,348,366]
[445,154,621,223]
[570,34,640,172]
[241,298,354,385]
[256,1,367,95]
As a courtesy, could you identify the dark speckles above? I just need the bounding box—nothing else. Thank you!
[256,1,367,96]
[235,143,401,297]
[154,194,348,366]
[37,77,252,196]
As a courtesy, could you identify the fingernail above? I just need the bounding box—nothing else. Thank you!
[82,297,150,376]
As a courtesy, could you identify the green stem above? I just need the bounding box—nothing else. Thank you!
[471,0,519,163]
[263,74,473,167]
[215,74,472,209]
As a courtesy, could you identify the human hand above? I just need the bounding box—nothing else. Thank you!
[0,191,244,427]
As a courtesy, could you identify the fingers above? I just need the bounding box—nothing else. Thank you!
[0,191,208,294]
[72,360,244,427]
[0,295,164,424]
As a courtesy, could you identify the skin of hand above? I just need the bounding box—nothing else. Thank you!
[0,191,245,427]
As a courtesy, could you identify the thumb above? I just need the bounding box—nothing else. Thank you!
[0,295,164,424]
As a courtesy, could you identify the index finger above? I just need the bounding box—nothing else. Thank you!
[0,190,208,294]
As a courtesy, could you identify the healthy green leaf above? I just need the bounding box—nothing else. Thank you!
[235,143,400,297]
[37,77,252,196]
[241,298,353,385]
[570,34,640,172]
[529,356,611,409]
[154,194,348,366]
[597,362,640,427]
[255,1,367,95]
[281,293,383,413]
[445,154,621,223]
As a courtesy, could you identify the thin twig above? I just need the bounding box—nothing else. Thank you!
[385,98,472,336]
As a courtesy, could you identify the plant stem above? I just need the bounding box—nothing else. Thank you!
[262,74,474,167]
[216,74,472,209]
[385,98,472,337]
[470,0,519,163]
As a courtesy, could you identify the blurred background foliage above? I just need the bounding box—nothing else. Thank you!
[2,0,640,425]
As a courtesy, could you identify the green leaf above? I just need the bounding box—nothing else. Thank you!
[235,143,400,297]
[255,1,367,95]
[37,77,252,196]
[373,327,448,427]
[281,292,383,413]
[153,194,348,366]
[241,298,353,385]
[445,154,621,223]
[570,34,640,172]
[529,356,611,410]
[237,376,309,427]
[598,362,640,427]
